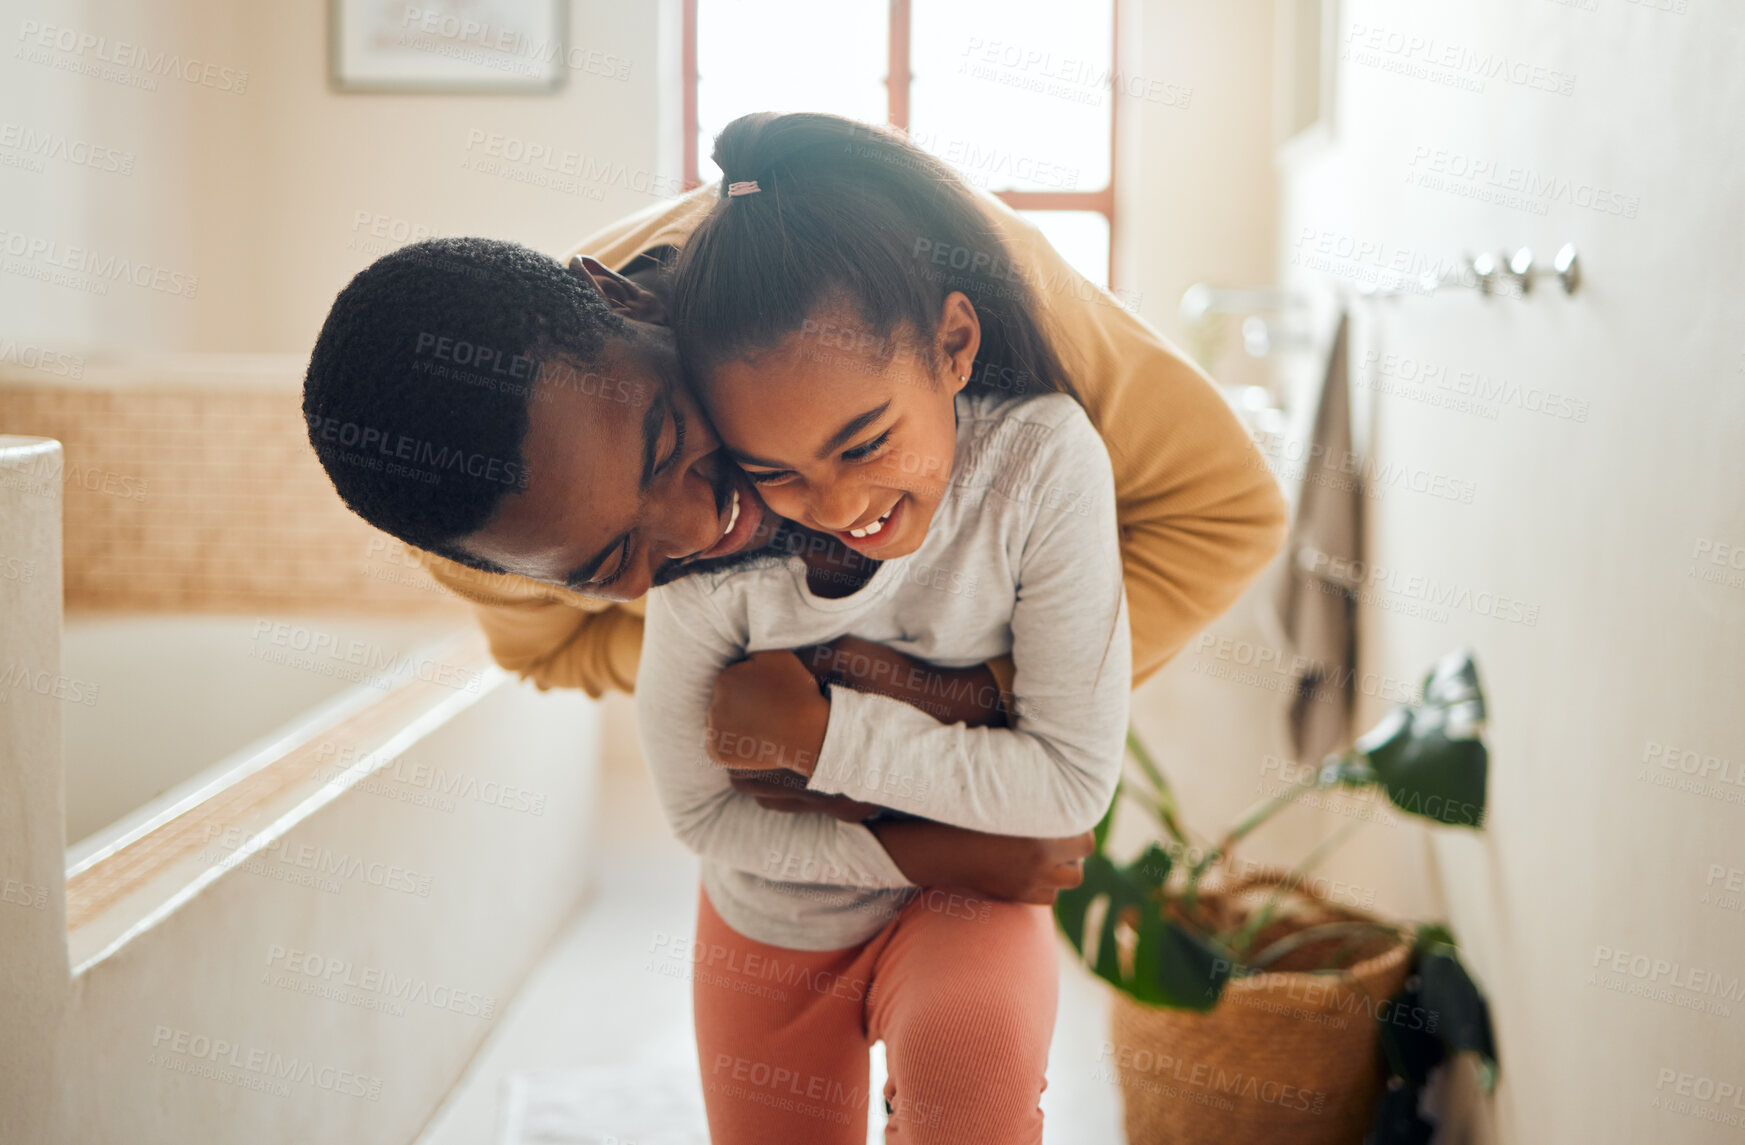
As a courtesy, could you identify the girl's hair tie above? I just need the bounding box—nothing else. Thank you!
[726,180,761,197]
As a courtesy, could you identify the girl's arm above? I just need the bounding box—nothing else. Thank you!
[635,583,915,888]
[802,405,1132,838]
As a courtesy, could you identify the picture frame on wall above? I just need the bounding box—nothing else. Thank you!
[329,0,568,94]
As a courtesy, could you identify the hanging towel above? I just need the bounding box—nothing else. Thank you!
[1272,312,1363,767]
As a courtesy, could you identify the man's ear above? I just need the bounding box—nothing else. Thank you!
[566,255,667,324]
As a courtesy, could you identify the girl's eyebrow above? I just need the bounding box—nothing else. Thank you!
[815,401,891,459]
[728,400,894,470]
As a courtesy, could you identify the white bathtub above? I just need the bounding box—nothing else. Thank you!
[61,613,465,858]
[12,605,606,1145]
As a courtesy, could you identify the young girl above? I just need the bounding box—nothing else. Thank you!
[636,112,1130,1145]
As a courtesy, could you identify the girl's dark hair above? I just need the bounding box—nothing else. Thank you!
[668,112,1078,403]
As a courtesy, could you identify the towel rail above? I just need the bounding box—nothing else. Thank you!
[1183,244,1581,358]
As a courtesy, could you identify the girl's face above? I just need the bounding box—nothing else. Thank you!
[700,294,980,561]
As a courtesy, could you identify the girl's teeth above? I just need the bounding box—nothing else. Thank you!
[724,488,740,535]
[848,506,893,539]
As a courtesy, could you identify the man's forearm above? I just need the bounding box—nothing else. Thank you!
[803,637,1008,728]
[868,817,1091,904]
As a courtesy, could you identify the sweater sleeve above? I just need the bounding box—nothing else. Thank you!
[985,199,1289,686]
[807,405,1132,838]
[635,583,916,889]
[414,550,645,698]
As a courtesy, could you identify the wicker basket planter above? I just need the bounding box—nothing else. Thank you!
[1101,870,1412,1145]
[1060,654,1498,1144]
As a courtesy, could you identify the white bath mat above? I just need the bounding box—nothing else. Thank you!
[496,1068,710,1145]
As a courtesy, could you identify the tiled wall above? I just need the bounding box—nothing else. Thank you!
[0,377,468,616]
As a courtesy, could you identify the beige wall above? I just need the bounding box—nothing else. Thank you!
[1275,1,1745,1141]
[1120,0,1279,390]
[2,0,671,357]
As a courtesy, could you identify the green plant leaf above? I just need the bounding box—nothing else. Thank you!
[1352,650,1489,828]
[1361,719,1487,828]
[1054,852,1119,961]
[1092,785,1119,852]
[1052,847,1229,1011]
[1136,916,1231,1010]
[1126,842,1171,889]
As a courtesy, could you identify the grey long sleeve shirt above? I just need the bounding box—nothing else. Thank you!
[635,390,1131,950]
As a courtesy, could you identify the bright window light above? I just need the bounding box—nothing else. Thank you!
[1018,210,1110,289]
[696,0,889,183]
[910,0,1113,192]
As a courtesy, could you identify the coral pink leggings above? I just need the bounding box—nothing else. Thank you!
[691,885,1059,1144]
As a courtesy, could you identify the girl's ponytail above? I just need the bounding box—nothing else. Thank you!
[670,112,1078,404]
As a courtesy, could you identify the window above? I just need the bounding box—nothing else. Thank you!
[683,0,1119,286]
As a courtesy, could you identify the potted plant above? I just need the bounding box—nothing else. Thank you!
[1057,649,1498,1145]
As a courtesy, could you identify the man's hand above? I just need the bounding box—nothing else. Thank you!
[869,820,1093,905]
[726,769,885,822]
[794,635,1009,728]
[705,651,830,776]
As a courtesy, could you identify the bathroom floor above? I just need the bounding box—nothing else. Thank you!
[413,699,1124,1145]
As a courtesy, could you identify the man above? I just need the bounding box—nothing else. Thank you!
[303,182,1287,899]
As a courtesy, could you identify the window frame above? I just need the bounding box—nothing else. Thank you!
[679,0,1120,285]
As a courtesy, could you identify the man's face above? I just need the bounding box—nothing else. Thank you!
[460,318,774,602]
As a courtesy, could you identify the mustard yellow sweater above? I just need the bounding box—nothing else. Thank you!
[416,184,1287,696]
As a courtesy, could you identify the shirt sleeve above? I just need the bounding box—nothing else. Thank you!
[808,406,1132,838]
[635,583,916,889]
[984,196,1289,687]
[415,549,645,698]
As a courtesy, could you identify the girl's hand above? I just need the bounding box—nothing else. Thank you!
[705,650,830,776]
